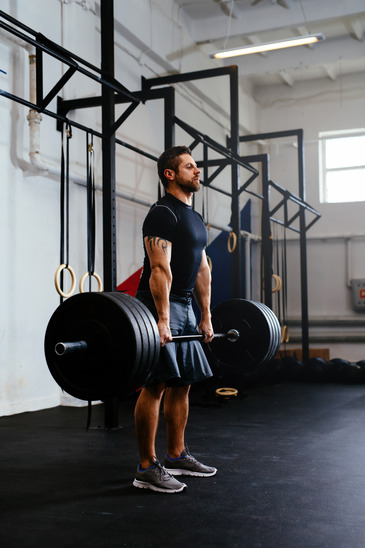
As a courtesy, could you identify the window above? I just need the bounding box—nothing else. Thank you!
[319,129,365,203]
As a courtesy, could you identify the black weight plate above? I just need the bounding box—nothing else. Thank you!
[122,294,161,385]
[106,293,149,385]
[110,292,159,391]
[208,299,273,371]
[267,308,282,359]
[44,292,141,401]
[251,301,275,364]
[256,302,281,355]
[253,302,281,363]
[103,292,149,395]
[95,292,148,396]
[250,301,280,364]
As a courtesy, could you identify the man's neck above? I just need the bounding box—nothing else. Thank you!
[166,187,192,206]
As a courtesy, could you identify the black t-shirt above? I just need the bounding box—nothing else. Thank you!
[138,193,208,294]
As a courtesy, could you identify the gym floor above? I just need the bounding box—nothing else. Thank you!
[2,380,365,548]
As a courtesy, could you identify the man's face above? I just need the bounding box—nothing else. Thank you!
[174,154,201,193]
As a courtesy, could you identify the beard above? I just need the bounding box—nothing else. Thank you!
[177,179,200,193]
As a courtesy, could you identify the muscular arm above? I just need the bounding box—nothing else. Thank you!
[193,251,214,343]
[144,236,173,346]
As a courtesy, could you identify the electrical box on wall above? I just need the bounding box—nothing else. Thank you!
[351,279,365,311]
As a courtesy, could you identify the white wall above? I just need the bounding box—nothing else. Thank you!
[0,0,258,415]
[255,73,365,361]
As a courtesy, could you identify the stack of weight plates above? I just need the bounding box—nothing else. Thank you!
[208,298,281,372]
[44,292,160,401]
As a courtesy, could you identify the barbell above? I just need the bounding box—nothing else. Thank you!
[44,292,281,401]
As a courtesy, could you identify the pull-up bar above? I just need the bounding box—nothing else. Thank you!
[0,10,140,107]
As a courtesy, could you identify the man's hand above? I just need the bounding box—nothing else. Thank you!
[158,319,173,347]
[194,251,213,343]
[198,317,214,343]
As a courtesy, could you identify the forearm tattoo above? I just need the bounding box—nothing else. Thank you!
[146,236,169,254]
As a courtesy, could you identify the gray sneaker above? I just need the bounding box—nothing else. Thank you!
[133,460,187,493]
[164,449,217,477]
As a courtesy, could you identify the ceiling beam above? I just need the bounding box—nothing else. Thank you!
[279,70,294,86]
[186,0,365,44]
[346,19,364,41]
[323,64,338,81]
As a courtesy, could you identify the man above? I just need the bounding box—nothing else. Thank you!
[133,145,217,494]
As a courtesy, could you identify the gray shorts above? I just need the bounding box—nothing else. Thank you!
[135,290,213,387]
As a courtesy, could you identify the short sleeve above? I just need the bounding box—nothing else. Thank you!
[142,204,177,241]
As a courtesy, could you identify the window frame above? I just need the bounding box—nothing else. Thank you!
[319,129,365,204]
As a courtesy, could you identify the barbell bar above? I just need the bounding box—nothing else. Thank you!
[44,292,281,401]
[54,328,240,357]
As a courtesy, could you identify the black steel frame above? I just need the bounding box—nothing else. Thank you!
[238,130,321,363]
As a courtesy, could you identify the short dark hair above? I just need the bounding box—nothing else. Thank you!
[157,146,192,189]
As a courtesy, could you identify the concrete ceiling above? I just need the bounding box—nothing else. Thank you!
[174,0,365,89]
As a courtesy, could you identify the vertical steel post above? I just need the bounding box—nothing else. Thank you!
[229,67,242,298]
[101,0,116,292]
[100,0,118,428]
[35,48,43,107]
[164,86,175,150]
[261,155,272,308]
[298,130,309,364]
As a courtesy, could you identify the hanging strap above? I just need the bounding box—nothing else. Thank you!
[79,133,103,293]
[60,128,65,272]
[87,133,96,283]
[202,184,206,221]
[281,226,289,344]
[275,224,281,323]
[55,123,75,302]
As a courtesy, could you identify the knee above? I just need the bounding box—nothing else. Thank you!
[142,382,166,401]
[172,385,191,397]
[165,384,191,402]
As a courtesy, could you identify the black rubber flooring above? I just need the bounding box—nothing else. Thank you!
[2,382,365,548]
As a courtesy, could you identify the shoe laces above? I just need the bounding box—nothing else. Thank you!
[182,446,198,464]
[152,459,172,479]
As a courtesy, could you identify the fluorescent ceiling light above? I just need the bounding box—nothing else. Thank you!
[209,34,325,59]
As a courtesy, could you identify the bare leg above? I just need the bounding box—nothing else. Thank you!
[164,385,191,458]
[134,383,166,469]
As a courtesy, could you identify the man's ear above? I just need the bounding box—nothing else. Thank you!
[164,168,175,181]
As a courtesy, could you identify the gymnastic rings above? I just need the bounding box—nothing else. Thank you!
[54,264,77,298]
[206,255,213,273]
[215,387,238,399]
[79,271,103,293]
[227,231,237,253]
[272,274,282,293]
[281,325,290,344]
